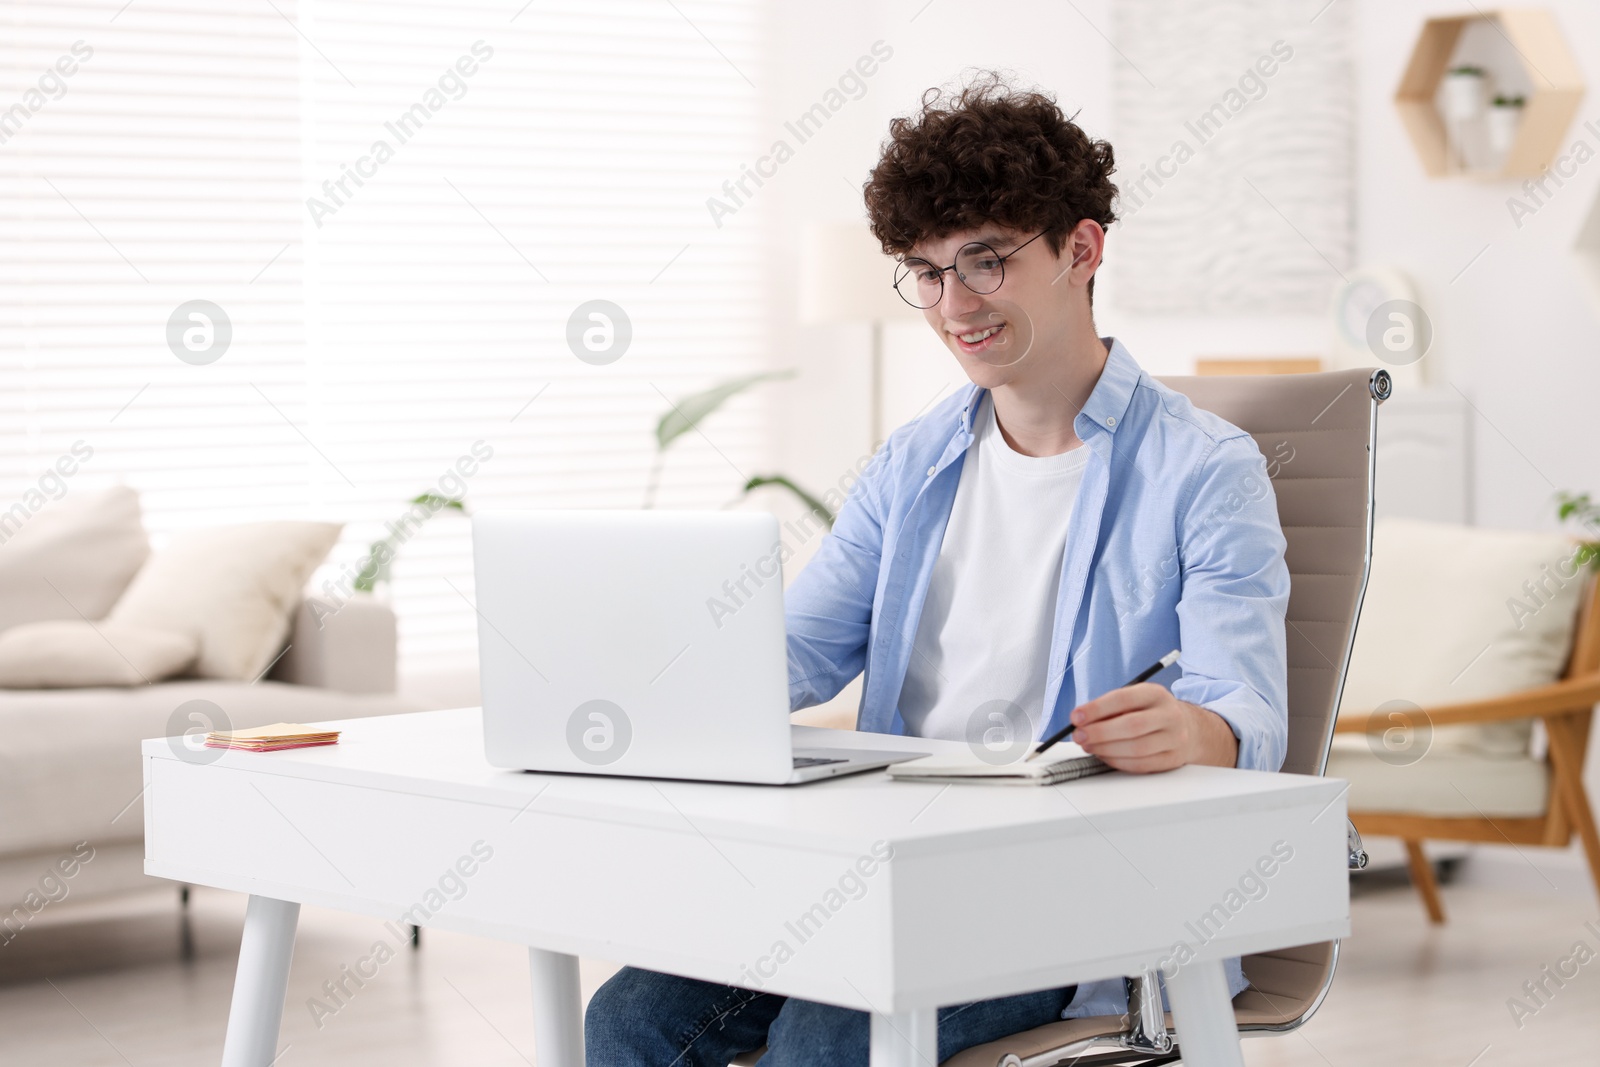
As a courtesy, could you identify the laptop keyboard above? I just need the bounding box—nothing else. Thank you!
[793,756,847,768]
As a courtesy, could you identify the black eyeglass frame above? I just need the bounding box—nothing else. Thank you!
[892,229,1050,309]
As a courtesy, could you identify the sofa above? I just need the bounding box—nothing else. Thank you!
[0,487,428,914]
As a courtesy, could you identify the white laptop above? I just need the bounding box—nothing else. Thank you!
[472,510,924,785]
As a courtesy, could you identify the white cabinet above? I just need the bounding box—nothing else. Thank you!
[1374,385,1470,524]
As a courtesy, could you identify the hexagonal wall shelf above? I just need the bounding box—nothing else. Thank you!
[1395,8,1584,180]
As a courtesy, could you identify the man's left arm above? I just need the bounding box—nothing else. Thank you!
[1072,435,1290,772]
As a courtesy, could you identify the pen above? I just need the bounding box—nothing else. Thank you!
[1025,649,1181,761]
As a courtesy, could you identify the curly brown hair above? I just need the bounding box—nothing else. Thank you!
[864,72,1117,299]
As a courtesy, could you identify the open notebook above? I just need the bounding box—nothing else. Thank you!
[886,742,1110,786]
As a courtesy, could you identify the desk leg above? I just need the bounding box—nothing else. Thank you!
[220,895,300,1067]
[528,948,583,1067]
[869,1008,937,1067]
[1165,959,1245,1067]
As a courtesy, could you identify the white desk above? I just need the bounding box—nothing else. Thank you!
[142,708,1348,1067]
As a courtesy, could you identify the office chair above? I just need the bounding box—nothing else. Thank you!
[941,366,1388,1067]
[729,366,1386,1067]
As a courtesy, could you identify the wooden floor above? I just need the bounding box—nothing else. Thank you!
[1,874,1595,1065]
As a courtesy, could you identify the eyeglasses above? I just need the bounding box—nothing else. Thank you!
[892,230,1048,310]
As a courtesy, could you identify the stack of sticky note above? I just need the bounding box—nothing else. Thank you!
[205,723,340,752]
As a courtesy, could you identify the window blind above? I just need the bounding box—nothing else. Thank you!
[0,0,312,525]
[1,0,771,676]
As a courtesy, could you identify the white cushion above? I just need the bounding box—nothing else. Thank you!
[110,522,341,681]
[1326,735,1549,818]
[1338,518,1586,758]
[0,620,196,688]
[0,486,149,633]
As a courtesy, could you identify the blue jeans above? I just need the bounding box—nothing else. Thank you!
[585,966,1075,1066]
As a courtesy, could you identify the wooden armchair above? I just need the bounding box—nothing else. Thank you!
[1332,569,1600,923]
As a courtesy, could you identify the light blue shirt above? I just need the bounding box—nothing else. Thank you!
[784,337,1290,1018]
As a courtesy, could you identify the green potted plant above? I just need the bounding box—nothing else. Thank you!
[1488,93,1526,155]
[353,491,469,593]
[1442,65,1488,122]
[644,370,834,527]
[367,374,837,602]
[1556,491,1600,573]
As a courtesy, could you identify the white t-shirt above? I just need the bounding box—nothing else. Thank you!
[898,392,1090,742]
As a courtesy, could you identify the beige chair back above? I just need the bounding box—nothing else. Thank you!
[1158,368,1389,776]
[1156,367,1387,1041]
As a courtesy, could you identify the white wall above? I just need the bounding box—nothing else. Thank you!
[1353,1,1600,534]
[766,0,1600,536]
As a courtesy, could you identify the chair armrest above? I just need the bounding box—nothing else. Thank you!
[1332,675,1600,733]
[268,594,398,694]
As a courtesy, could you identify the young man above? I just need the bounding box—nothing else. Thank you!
[585,75,1290,1066]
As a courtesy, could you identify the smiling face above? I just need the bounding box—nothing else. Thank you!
[862,77,1120,403]
[905,221,1102,392]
